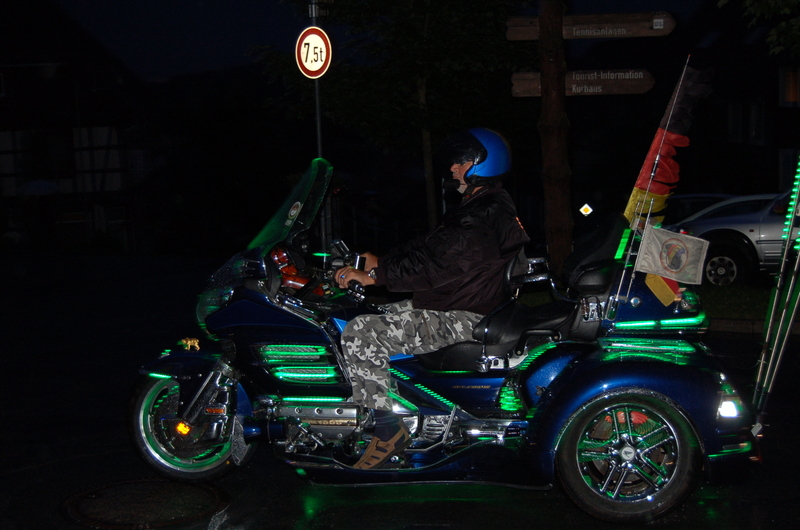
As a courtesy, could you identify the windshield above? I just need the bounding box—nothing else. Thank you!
[246,158,333,256]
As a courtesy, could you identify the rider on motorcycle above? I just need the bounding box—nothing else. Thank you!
[335,128,530,469]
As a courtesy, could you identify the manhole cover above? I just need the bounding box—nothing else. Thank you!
[60,478,230,529]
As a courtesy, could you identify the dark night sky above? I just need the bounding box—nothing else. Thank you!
[51,0,717,83]
[52,0,308,82]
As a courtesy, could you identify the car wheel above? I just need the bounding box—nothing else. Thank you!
[704,247,749,286]
[556,390,701,523]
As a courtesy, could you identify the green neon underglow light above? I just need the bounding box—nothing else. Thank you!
[599,350,692,364]
[388,368,454,407]
[498,381,525,411]
[782,166,800,241]
[272,366,339,381]
[616,320,657,328]
[389,368,411,380]
[517,342,558,371]
[148,373,173,379]
[661,314,706,326]
[708,441,752,458]
[614,228,633,260]
[614,312,705,329]
[389,391,418,413]
[413,384,454,407]
[257,344,329,355]
[257,344,329,363]
[599,338,696,353]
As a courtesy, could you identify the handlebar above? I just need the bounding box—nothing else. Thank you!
[348,280,365,301]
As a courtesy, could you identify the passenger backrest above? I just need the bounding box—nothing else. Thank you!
[562,213,628,289]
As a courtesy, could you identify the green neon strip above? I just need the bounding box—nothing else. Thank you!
[271,365,339,382]
[614,313,705,330]
[498,382,525,411]
[616,320,657,329]
[614,228,632,260]
[517,342,558,371]
[599,338,696,353]
[147,373,173,379]
[275,372,333,379]
[257,345,329,354]
[413,384,454,408]
[274,370,337,379]
[660,313,706,326]
[708,441,752,458]
[389,391,419,413]
[782,164,800,241]
[389,368,411,380]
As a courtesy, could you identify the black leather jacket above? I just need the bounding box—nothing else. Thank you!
[374,184,530,315]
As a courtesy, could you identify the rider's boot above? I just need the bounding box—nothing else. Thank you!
[354,409,411,470]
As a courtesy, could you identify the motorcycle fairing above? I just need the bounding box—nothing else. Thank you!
[205,296,330,341]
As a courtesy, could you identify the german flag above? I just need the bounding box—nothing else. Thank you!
[624,65,713,228]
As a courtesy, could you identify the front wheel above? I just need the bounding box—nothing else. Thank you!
[129,375,256,481]
[556,391,701,523]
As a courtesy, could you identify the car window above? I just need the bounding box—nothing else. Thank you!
[663,197,731,224]
[694,199,772,221]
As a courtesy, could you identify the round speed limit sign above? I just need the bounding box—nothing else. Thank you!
[295,26,332,79]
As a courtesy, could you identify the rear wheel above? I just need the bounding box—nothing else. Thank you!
[556,391,701,523]
[129,376,256,481]
[704,246,749,286]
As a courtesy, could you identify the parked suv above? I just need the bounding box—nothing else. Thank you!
[669,192,794,286]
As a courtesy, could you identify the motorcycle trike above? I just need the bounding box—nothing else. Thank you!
[129,157,758,523]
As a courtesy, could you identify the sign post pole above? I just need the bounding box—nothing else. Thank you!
[296,2,333,257]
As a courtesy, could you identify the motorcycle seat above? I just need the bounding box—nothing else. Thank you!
[416,215,628,373]
[417,299,577,371]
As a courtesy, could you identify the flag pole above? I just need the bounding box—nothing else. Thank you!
[635,55,692,229]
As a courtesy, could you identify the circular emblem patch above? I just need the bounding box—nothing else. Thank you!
[659,238,689,273]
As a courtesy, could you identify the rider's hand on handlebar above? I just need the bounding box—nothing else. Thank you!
[335,266,375,289]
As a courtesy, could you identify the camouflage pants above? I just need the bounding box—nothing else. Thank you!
[340,299,483,411]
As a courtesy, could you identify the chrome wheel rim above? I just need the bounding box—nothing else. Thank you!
[574,403,680,501]
[138,378,232,473]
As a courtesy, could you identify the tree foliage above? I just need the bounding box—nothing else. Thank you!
[255,0,538,227]
[719,0,800,57]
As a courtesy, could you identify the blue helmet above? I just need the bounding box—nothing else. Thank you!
[447,128,511,186]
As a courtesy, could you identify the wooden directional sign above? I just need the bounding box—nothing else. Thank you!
[507,12,675,41]
[512,69,654,97]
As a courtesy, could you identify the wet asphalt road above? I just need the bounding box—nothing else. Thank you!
[2,253,799,529]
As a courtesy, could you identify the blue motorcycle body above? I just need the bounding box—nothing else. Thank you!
[130,158,756,523]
